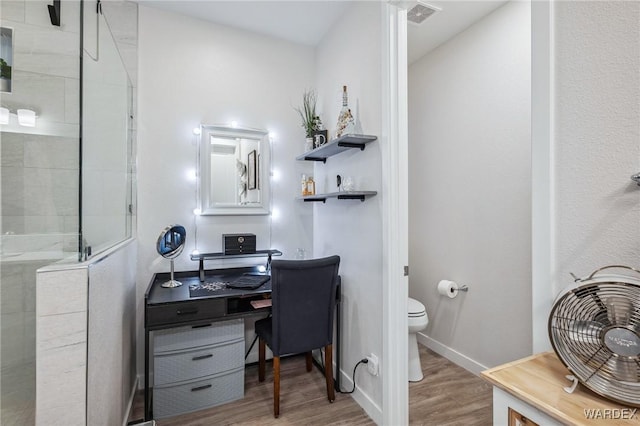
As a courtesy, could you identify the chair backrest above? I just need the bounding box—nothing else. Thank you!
[270,255,340,356]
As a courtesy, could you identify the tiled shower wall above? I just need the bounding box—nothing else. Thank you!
[1,0,80,236]
[0,2,80,423]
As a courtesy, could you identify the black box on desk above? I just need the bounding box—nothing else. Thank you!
[223,234,256,255]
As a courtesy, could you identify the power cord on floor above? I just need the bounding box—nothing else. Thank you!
[337,358,368,394]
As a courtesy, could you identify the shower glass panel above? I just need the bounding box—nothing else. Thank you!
[81,4,134,259]
[0,1,135,424]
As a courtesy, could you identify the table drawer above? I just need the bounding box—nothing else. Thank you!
[146,298,226,327]
[153,319,243,353]
[154,338,244,385]
[153,367,244,419]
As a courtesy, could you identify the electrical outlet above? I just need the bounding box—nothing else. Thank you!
[366,353,379,376]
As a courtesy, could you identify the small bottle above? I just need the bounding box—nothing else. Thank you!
[301,174,308,196]
[335,85,355,138]
[306,176,315,196]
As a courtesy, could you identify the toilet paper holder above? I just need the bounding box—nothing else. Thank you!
[437,280,469,298]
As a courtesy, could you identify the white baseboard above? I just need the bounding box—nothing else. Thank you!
[416,332,488,376]
[123,376,140,426]
[137,374,144,390]
[338,365,382,425]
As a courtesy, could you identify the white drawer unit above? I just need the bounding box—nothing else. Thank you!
[152,318,245,419]
[154,319,244,353]
[153,367,244,419]
[154,338,244,386]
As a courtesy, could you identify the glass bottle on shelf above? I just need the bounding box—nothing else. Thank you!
[335,85,355,138]
[306,176,315,195]
[301,174,308,196]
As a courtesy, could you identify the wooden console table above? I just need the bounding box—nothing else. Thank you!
[482,352,638,425]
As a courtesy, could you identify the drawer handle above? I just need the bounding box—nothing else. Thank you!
[191,323,212,329]
[192,354,213,361]
[177,308,198,316]
[191,384,212,392]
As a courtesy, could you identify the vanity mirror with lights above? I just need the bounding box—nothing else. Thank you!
[198,125,271,215]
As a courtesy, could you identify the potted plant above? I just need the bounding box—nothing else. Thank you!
[295,90,318,150]
[0,58,11,93]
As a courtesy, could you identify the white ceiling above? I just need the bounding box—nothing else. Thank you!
[135,1,507,64]
[406,1,507,63]
[135,1,352,46]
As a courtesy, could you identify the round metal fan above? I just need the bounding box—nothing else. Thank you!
[548,265,640,407]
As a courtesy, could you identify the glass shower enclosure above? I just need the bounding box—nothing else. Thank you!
[0,1,136,424]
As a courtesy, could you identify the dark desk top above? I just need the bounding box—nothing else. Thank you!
[145,266,272,306]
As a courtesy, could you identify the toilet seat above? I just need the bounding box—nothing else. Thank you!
[407,297,428,382]
[408,297,426,317]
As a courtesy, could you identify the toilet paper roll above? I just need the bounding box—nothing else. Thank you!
[437,280,459,299]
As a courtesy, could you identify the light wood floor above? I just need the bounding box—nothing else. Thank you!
[130,346,492,425]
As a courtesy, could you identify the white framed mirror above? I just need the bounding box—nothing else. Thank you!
[198,124,270,215]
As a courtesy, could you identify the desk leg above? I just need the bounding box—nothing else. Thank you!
[144,327,150,420]
[336,281,341,391]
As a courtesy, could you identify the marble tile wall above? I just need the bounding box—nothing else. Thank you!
[1,0,80,134]
[35,266,88,426]
[1,2,81,425]
[0,260,45,368]
[2,132,79,236]
[1,0,81,235]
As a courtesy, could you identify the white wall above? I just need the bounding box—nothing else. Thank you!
[551,1,640,293]
[137,6,315,374]
[315,2,384,421]
[87,242,137,426]
[408,1,532,370]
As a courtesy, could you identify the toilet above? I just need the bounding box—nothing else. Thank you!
[408,297,429,382]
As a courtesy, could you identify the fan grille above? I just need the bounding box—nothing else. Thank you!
[549,281,640,407]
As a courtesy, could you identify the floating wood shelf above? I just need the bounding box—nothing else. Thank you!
[296,134,377,163]
[298,191,377,203]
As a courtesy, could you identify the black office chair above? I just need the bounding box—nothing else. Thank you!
[255,255,340,418]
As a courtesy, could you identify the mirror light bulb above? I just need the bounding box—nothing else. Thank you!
[0,107,9,125]
[17,109,36,127]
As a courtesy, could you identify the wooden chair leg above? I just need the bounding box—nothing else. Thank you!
[258,338,266,382]
[324,344,335,402]
[273,356,280,418]
[306,352,313,372]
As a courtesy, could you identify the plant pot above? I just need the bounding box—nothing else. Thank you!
[0,77,11,93]
[305,137,314,152]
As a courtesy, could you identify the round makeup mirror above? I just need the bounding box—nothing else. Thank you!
[156,224,186,288]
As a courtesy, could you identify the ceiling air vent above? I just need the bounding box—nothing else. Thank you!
[407,3,440,25]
